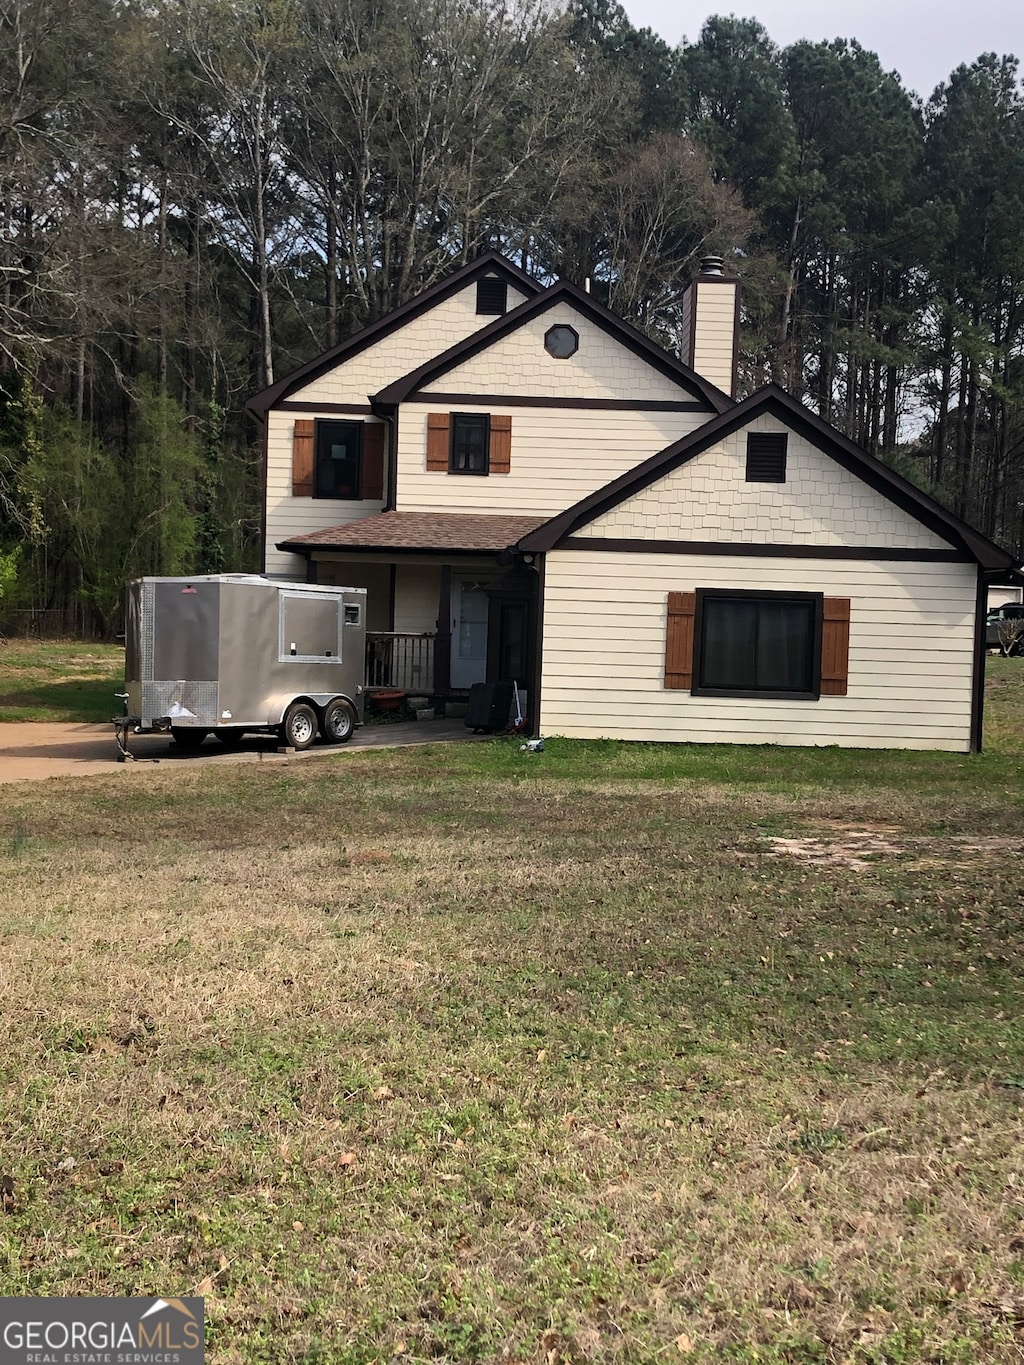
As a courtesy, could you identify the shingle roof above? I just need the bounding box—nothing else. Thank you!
[278,512,548,554]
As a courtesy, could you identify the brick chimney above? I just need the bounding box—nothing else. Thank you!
[680,255,739,398]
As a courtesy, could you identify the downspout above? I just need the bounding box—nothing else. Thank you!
[971,569,995,753]
[370,399,398,511]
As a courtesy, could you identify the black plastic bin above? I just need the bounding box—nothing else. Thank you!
[465,679,516,733]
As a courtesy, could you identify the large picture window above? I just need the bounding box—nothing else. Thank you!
[315,421,363,499]
[693,589,822,699]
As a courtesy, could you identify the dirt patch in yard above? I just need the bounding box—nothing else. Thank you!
[759,828,1023,870]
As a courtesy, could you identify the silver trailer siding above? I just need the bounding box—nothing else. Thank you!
[123,575,366,744]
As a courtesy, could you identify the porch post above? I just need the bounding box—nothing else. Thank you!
[435,565,452,696]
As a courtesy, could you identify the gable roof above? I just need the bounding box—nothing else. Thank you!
[278,511,547,555]
[247,252,541,415]
[372,280,732,413]
[517,384,1015,570]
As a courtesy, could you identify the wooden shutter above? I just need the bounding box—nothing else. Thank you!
[489,414,512,474]
[665,591,696,690]
[362,422,385,500]
[820,597,850,696]
[292,419,314,497]
[426,413,450,471]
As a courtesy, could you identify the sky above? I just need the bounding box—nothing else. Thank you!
[618,0,1022,101]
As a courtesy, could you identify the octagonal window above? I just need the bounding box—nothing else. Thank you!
[544,324,579,359]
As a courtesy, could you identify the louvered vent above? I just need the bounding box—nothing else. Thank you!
[476,277,508,315]
[745,432,788,482]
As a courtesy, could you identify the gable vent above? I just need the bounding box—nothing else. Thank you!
[746,432,787,482]
[476,276,508,315]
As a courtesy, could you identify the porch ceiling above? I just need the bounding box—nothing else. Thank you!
[278,511,548,554]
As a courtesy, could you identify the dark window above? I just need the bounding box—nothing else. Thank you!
[315,421,363,499]
[544,324,579,359]
[450,413,490,474]
[694,589,821,699]
[746,432,787,482]
[476,277,508,315]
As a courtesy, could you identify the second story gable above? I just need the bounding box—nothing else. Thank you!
[377,281,732,519]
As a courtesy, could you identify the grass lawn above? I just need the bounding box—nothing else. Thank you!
[0,638,125,722]
[0,663,1023,1362]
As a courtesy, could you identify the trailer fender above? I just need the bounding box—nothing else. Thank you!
[264,693,361,728]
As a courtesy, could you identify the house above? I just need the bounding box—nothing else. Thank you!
[247,252,1015,752]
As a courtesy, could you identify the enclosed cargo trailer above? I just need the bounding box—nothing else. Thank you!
[116,575,366,757]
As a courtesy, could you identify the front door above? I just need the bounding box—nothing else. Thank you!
[450,577,490,689]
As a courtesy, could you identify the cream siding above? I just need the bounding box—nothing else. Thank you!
[396,406,707,516]
[313,558,392,631]
[265,415,386,578]
[427,306,694,401]
[288,282,530,405]
[394,562,443,633]
[576,412,952,552]
[538,550,977,751]
[688,280,737,396]
[264,281,532,576]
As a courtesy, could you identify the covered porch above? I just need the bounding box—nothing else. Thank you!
[277,512,545,720]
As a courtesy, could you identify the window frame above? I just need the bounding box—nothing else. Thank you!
[449,412,491,476]
[314,419,364,500]
[692,587,823,701]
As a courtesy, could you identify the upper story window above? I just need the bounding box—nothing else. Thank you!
[544,324,579,359]
[450,413,490,474]
[476,277,508,315]
[315,420,363,498]
[292,419,384,501]
[746,432,788,482]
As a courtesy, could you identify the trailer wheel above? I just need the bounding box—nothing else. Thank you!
[170,726,208,751]
[321,698,356,744]
[282,702,318,750]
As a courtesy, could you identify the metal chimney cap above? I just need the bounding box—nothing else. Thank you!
[699,254,725,276]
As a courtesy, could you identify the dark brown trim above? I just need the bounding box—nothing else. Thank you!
[407,393,711,412]
[435,565,453,696]
[373,280,733,413]
[971,568,988,753]
[259,419,269,572]
[531,553,545,738]
[692,587,823,701]
[247,252,542,414]
[278,401,375,415]
[556,536,970,562]
[377,402,398,511]
[518,384,1015,570]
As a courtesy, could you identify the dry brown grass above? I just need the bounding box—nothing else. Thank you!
[1,745,1023,1363]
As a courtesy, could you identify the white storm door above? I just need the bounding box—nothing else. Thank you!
[450,577,490,689]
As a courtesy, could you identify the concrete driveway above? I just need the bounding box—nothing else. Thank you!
[0,717,485,784]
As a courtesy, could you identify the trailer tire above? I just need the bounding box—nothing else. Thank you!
[282,702,318,750]
[321,698,356,744]
[171,726,208,751]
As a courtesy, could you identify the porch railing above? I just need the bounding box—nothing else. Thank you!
[365,632,435,693]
